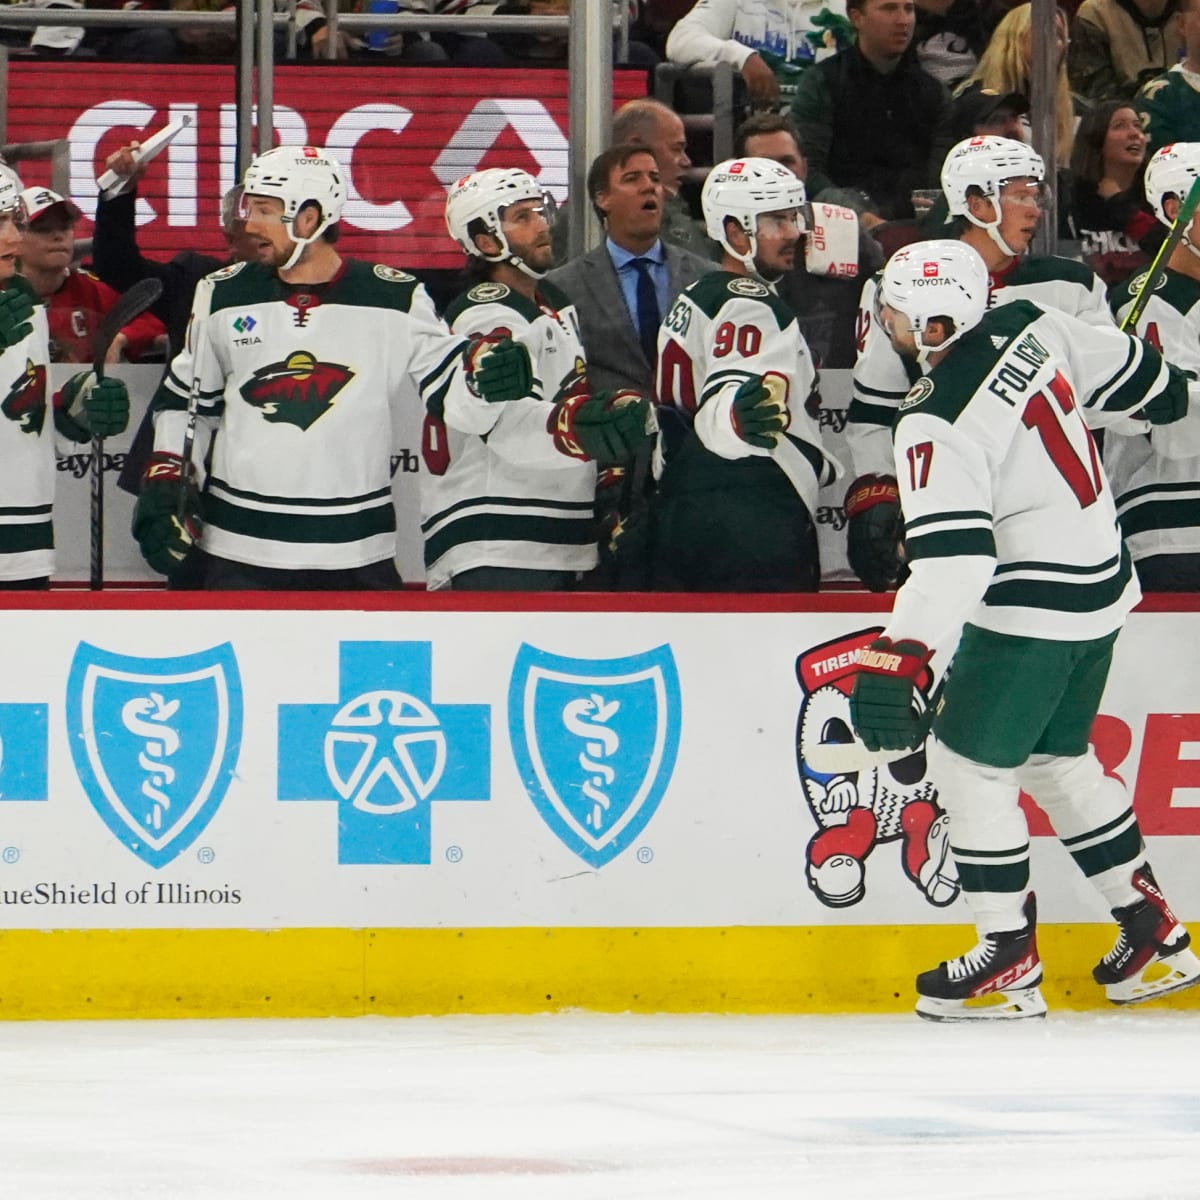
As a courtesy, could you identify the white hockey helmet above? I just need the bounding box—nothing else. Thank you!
[445,168,548,277]
[1144,143,1200,229]
[940,135,1045,256]
[702,157,807,271]
[0,164,25,224]
[876,239,989,364]
[240,145,347,268]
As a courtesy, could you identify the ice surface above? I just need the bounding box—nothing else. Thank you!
[0,1013,1196,1199]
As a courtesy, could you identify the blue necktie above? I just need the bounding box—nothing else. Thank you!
[630,256,660,366]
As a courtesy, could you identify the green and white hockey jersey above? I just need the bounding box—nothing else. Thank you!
[0,290,55,581]
[655,270,838,517]
[849,254,1112,479]
[1108,268,1200,562]
[152,259,469,572]
[885,300,1178,650]
[421,279,599,589]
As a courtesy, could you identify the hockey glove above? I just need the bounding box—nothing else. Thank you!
[132,452,202,578]
[1143,366,1189,425]
[548,389,650,467]
[0,285,33,351]
[849,637,934,753]
[730,372,789,449]
[56,372,130,440]
[845,474,904,593]
[465,334,533,404]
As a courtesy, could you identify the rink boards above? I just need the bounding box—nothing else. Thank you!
[0,594,1199,1018]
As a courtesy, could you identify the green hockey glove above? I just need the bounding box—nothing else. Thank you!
[466,333,533,404]
[845,473,904,593]
[132,452,202,578]
[1143,366,1189,425]
[849,637,934,752]
[57,372,131,440]
[548,389,650,467]
[730,372,789,449]
[0,285,34,351]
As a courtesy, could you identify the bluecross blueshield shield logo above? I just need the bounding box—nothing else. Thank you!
[508,644,681,867]
[67,643,243,868]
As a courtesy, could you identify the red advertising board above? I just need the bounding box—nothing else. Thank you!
[7,62,649,270]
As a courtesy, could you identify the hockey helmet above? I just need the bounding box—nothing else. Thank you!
[702,157,808,271]
[876,239,989,364]
[240,145,347,267]
[444,168,548,276]
[0,164,25,226]
[940,135,1045,255]
[1144,143,1200,229]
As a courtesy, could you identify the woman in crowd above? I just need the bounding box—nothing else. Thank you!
[1069,101,1161,286]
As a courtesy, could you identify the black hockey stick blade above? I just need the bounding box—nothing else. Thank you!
[1120,176,1200,334]
[92,276,163,376]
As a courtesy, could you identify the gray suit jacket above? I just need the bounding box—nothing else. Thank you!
[546,242,715,398]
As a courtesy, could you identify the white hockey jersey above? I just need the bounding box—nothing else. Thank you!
[1107,268,1200,562]
[421,279,599,588]
[152,259,469,572]
[655,270,838,516]
[849,254,1113,480]
[0,292,56,582]
[885,301,1179,650]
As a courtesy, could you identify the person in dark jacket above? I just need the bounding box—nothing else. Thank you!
[1070,0,1183,103]
[791,0,951,224]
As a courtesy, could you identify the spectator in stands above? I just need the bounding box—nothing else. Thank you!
[665,0,854,109]
[1137,0,1200,153]
[953,3,1075,164]
[1069,100,1161,284]
[18,186,166,364]
[912,0,989,87]
[735,111,882,367]
[791,0,950,223]
[1069,0,1182,102]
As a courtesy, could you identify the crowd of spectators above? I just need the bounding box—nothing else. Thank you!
[8,0,1200,590]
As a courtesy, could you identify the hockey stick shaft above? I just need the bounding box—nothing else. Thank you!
[178,316,208,522]
[1119,176,1200,333]
[88,277,164,591]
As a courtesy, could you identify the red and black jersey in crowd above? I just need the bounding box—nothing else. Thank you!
[44,267,167,364]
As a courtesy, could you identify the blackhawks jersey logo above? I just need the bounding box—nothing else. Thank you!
[239,351,354,431]
[1,358,47,435]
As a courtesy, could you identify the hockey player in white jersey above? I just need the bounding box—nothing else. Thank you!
[650,157,838,590]
[425,168,652,590]
[0,164,129,588]
[1108,142,1200,590]
[845,136,1113,592]
[133,145,474,590]
[849,239,1200,1020]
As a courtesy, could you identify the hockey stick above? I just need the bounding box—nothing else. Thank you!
[1119,176,1200,334]
[89,277,163,590]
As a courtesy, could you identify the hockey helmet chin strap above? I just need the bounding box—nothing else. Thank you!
[963,180,1032,260]
[279,209,334,272]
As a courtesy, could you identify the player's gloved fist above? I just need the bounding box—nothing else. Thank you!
[849,637,934,753]
[0,285,34,351]
[845,473,904,592]
[730,371,789,449]
[466,334,532,404]
[1144,366,1190,425]
[549,389,650,467]
[132,452,202,578]
[58,372,130,439]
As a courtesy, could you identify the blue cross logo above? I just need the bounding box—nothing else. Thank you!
[277,642,490,864]
[0,703,47,802]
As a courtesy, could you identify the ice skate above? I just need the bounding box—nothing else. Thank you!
[915,893,1046,1021]
[1094,866,1200,1005]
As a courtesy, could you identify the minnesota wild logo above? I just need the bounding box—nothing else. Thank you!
[1,358,47,434]
[239,351,354,431]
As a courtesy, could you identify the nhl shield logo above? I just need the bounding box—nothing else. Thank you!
[508,644,681,867]
[67,643,243,869]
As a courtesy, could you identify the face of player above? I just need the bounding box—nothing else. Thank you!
[753,209,804,276]
[596,152,663,247]
[21,210,74,274]
[225,216,275,266]
[0,209,26,281]
[994,177,1044,254]
[499,198,552,273]
[742,131,807,182]
[1102,107,1147,176]
[242,194,303,268]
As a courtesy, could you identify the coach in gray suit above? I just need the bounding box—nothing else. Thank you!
[546,143,715,400]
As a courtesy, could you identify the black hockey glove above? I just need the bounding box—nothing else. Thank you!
[849,637,934,752]
[0,285,34,352]
[845,474,904,593]
[730,371,789,449]
[465,334,533,404]
[132,452,202,578]
[548,390,650,467]
[1143,366,1189,425]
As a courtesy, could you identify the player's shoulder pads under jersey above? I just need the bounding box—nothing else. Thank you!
[330,258,423,313]
[207,260,275,313]
[1008,254,1098,290]
[897,299,1043,427]
[1126,265,1200,317]
[444,280,542,327]
[536,277,573,314]
[682,269,796,331]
